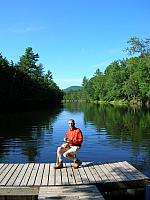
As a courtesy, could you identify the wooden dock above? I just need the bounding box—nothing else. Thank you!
[0,161,149,199]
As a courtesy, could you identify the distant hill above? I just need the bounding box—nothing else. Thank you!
[63,86,82,92]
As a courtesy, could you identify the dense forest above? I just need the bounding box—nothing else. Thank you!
[64,37,150,106]
[0,47,63,111]
[1,37,149,112]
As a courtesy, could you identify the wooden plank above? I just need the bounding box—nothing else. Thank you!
[123,161,149,180]
[0,164,4,171]
[55,167,62,186]
[77,164,90,184]
[38,185,105,200]
[117,161,138,181]
[41,163,50,186]
[6,164,24,186]
[82,162,96,184]
[60,163,69,185]
[34,163,45,186]
[96,163,114,183]
[0,164,18,186]
[0,186,39,196]
[85,162,103,183]
[20,163,34,186]
[100,163,117,182]
[92,163,107,183]
[27,163,39,186]
[0,164,13,183]
[0,161,148,188]
[65,163,76,185]
[108,162,128,181]
[48,163,55,186]
[13,163,29,186]
[103,163,122,182]
[0,164,9,175]
[118,161,148,183]
[71,164,83,184]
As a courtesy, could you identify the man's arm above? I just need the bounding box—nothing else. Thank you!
[73,129,83,146]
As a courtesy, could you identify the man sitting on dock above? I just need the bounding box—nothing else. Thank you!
[54,119,83,169]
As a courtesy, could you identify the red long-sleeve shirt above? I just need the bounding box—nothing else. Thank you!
[66,127,83,147]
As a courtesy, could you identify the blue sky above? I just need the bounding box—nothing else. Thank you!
[0,0,150,89]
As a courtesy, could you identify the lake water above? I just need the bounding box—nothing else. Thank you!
[0,102,150,199]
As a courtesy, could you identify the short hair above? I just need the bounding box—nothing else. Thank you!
[69,119,75,125]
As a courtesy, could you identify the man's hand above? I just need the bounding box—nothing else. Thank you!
[65,138,72,143]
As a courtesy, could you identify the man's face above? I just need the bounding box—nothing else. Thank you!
[68,120,75,128]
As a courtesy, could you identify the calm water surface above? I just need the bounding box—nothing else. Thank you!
[0,102,150,199]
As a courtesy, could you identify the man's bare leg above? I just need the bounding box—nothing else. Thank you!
[56,146,66,163]
[63,151,75,161]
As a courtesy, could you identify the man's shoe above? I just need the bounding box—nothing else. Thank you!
[54,161,63,169]
[73,159,82,169]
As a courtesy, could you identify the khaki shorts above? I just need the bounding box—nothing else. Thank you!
[61,143,80,155]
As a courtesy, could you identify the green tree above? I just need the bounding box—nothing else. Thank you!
[90,69,105,101]
[82,76,88,87]
[138,55,150,103]
[0,53,9,68]
[123,56,150,104]
[125,37,150,57]
[17,47,39,77]
[104,60,127,101]
[63,37,150,105]
[34,63,44,79]
[45,70,53,80]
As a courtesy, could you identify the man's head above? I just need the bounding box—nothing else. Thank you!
[68,119,75,129]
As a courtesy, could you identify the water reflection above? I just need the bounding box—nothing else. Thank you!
[0,106,62,162]
[0,102,150,173]
[64,102,150,172]
[0,102,149,199]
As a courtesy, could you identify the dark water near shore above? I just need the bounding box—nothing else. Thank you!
[0,102,150,199]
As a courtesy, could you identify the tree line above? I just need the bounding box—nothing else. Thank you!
[64,37,150,106]
[0,47,63,111]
